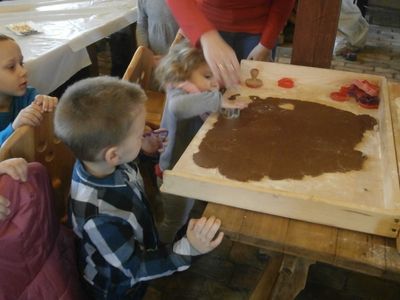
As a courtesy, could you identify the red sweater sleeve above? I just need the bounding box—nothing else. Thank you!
[261,0,296,49]
[166,0,215,46]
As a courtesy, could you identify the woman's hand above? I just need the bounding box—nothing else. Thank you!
[247,43,273,62]
[200,30,240,88]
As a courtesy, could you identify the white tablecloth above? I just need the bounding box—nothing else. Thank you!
[0,0,138,94]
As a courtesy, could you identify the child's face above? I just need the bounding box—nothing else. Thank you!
[115,104,146,164]
[189,63,218,92]
[0,40,28,97]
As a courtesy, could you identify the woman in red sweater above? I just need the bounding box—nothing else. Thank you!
[167,0,296,87]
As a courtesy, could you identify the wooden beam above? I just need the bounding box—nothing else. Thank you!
[291,0,341,68]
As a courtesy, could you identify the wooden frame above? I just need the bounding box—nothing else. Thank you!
[162,60,400,238]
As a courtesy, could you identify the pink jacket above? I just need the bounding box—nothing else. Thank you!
[0,162,85,300]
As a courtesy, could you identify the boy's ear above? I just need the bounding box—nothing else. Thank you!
[104,146,120,166]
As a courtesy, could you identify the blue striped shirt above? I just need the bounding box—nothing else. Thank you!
[70,160,194,298]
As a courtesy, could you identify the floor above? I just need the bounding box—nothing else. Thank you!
[276,24,400,82]
[95,23,400,300]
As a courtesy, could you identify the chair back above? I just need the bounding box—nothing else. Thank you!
[0,111,75,221]
[123,46,165,129]
[170,30,185,49]
[123,46,155,90]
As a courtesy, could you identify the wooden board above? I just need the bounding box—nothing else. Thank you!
[202,82,400,283]
[161,60,400,238]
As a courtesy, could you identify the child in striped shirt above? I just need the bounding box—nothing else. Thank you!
[54,76,223,300]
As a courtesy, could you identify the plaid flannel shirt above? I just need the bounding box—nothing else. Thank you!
[70,160,194,298]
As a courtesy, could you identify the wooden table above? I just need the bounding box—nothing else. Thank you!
[0,0,138,94]
[202,82,400,299]
[199,2,400,297]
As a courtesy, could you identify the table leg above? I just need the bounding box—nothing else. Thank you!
[250,252,315,300]
[270,254,315,300]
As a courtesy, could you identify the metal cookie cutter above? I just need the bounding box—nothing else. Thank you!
[220,107,240,119]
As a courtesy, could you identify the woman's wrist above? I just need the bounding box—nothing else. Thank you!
[199,30,220,47]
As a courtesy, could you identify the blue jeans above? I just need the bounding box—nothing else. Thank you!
[219,31,277,61]
[219,31,261,61]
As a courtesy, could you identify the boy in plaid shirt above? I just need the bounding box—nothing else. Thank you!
[54,76,223,300]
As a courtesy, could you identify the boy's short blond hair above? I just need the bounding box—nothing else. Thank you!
[155,40,207,88]
[54,76,146,162]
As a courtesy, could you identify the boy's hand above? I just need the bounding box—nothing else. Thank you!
[0,196,11,221]
[12,103,43,129]
[34,94,58,112]
[0,158,28,181]
[187,216,224,254]
[141,128,168,156]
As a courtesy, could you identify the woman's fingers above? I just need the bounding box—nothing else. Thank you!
[200,30,240,88]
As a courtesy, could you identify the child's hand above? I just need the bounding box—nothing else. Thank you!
[34,94,58,112]
[0,158,28,221]
[186,216,224,255]
[0,196,11,221]
[0,158,28,182]
[12,103,43,129]
[222,93,249,110]
[141,128,168,156]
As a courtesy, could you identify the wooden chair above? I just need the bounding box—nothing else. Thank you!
[123,46,165,129]
[170,30,186,49]
[0,111,75,221]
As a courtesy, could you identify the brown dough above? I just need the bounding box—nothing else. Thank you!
[193,97,377,181]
